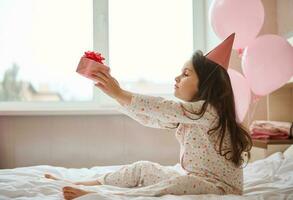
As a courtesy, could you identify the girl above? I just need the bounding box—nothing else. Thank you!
[45,33,252,199]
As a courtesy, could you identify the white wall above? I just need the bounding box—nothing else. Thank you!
[0,114,179,169]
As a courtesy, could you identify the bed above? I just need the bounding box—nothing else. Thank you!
[1,149,293,200]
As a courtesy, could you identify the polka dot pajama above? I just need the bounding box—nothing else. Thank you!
[96,160,224,196]
[107,93,244,196]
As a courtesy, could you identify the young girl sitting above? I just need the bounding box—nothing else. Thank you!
[45,33,252,199]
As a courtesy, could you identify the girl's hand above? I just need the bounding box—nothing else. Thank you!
[91,71,122,99]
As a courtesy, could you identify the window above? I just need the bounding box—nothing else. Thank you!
[0,0,205,111]
[94,0,195,105]
[0,0,93,102]
[108,0,193,86]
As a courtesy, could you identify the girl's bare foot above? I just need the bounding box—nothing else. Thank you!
[44,173,60,181]
[45,173,102,186]
[63,186,94,200]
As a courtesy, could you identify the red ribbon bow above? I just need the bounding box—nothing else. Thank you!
[83,51,105,64]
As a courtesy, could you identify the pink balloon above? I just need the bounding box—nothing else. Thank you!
[210,0,264,49]
[228,69,251,123]
[241,34,293,96]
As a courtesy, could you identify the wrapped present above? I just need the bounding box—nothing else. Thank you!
[76,51,110,82]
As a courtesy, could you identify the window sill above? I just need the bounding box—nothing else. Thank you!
[0,102,123,116]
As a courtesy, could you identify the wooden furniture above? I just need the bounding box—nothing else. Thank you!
[250,139,293,162]
[246,82,293,163]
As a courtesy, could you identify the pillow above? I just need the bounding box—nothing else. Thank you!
[283,144,293,159]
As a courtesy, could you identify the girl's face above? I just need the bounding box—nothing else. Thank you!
[174,60,199,102]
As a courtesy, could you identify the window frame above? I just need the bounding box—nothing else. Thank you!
[0,0,206,115]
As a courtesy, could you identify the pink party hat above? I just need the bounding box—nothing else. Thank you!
[205,33,235,70]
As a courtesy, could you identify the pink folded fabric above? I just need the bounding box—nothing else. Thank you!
[251,128,288,136]
[251,135,289,140]
[249,120,292,134]
[249,120,293,140]
[251,131,289,139]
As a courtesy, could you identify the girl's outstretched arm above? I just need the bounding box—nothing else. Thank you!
[92,72,178,129]
[92,71,216,124]
[118,92,215,124]
[119,106,178,130]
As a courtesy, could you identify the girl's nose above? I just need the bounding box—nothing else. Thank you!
[175,76,180,82]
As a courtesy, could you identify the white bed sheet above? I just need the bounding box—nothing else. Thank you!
[0,152,293,200]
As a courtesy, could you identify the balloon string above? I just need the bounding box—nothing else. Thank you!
[247,93,261,129]
[250,99,259,125]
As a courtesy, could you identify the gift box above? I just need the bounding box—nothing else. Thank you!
[76,51,110,82]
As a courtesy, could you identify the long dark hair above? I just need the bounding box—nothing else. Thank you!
[180,50,252,167]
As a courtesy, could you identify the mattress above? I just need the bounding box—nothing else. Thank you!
[0,152,293,200]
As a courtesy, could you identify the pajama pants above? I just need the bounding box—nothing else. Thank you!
[96,160,225,196]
